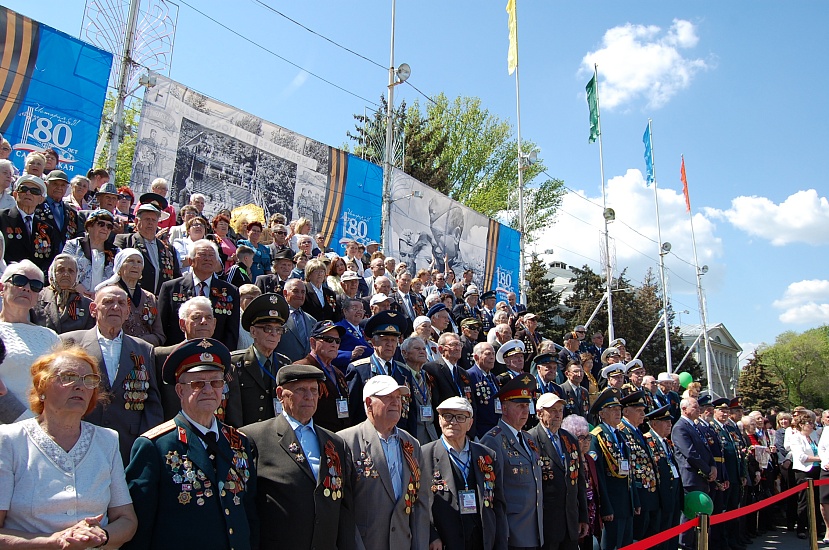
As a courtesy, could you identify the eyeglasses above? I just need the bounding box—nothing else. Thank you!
[254,325,285,335]
[94,220,114,230]
[7,273,45,292]
[317,336,341,344]
[274,230,287,235]
[56,371,101,389]
[440,413,471,424]
[117,195,131,200]
[180,379,225,391]
[190,222,206,228]
[577,435,592,442]
[17,186,43,196]
[576,330,586,334]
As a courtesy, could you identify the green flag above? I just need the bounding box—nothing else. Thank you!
[586,74,599,143]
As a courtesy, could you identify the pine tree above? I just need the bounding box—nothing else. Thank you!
[525,254,563,338]
[737,356,788,411]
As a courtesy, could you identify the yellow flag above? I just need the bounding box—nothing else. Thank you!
[506,0,518,75]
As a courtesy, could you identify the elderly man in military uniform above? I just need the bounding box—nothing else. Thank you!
[467,342,502,438]
[617,391,659,543]
[223,293,292,427]
[528,393,589,550]
[601,362,627,392]
[241,363,356,550]
[711,397,746,550]
[480,373,544,550]
[589,388,637,550]
[697,394,729,548]
[496,339,527,383]
[124,338,257,550]
[423,396,508,550]
[295,320,351,432]
[621,360,653,410]
[642,405,683,550]
[345,311,416,434]
[337,375,430,550]
[458,317,482,370]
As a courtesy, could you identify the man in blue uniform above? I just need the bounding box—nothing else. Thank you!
[643,405,683,550]
[124,338,257,550]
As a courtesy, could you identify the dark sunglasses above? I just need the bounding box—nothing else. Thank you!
[7,273,45,292]
[274,230,287,235]
[17,186,43,196]
[317,336,341,344]
[94,220,114,230]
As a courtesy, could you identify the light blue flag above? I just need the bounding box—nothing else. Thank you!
[643,124,654,185]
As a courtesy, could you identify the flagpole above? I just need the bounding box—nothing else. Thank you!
[683,156,714,394]
[593,65,614,341]
[647,119,673,373]
[510,1,527,306]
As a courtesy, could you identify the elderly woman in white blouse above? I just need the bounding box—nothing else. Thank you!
[0,346,137,548]
[62,209,120,298]
[790,410,821,539]
[816,413,829,544]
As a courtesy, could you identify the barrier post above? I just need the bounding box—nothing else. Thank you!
[696,513,709,550]
[808,479,818,550]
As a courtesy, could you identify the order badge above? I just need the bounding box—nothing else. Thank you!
[459,489,478,514]
[336,398,349,419]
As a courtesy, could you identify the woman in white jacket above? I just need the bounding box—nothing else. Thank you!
[790,411,821,539]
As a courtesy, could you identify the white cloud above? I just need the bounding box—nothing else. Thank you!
[580,19,711,110]
[772,279,829,324]
[532,168,723,301]
[705,189,829,246]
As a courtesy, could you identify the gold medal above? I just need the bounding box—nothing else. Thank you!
[324,488,331,497]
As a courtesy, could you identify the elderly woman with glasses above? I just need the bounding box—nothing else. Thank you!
[0,346,137,547]
[0,260,62,424]
[61,209,120,298]
[561,413,604,550]
[94,248,166,346]
[32,253,96,335]
[172,216,208,274]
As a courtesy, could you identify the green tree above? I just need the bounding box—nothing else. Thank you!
[96,95,141,188]
[737,356,787,412]
[755,327,829,408]
[525,254,563,336]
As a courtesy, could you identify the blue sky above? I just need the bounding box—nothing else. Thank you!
[9,0,828,360]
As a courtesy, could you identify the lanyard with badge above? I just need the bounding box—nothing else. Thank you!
[258,358,283,415]
[410,371,433,422]
[442,439,477,514]
[486,375,502,414]
[315,356,349,419]
[371,355,398,378]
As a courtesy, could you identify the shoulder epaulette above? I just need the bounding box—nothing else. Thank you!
[591,425,603,436]
[351,357,371,366]
[141,419,176,439]
[276,352,291,365]
[643,432,653,439]
[230,349,246,360]
[485,425,503,437]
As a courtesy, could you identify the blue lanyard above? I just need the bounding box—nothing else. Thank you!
[371,355,397,378]
[314,355,342,397]
[484,373,498,394]
[536,375,551,393]
[450,367,465,398]
[259,356,277,383]
[547,429,566,464]
[410,370,429,402]
[442,438,471,489]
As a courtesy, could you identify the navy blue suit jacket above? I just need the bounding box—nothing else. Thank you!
[333,319,371,370]
[671,416,715,492]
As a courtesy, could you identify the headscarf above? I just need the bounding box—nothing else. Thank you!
[48,253,80,308]
[94,248,143,292]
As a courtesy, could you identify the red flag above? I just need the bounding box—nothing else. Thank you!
[680,155,691,212]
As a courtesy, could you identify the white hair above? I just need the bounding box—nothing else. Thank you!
[178,296,213,321]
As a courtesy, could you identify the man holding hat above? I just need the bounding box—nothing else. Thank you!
[642,405,683,548]
[480,372,544,549]
[529,392,589,550]
[295,320,352,432]
[345,311,416,434]
[0,174,56,273]
[588,388,637,550]
[422,396,508,550]
[617,391,660,542]
[37,169,84,256]
[223,293,292,427]
[114,196,181,294]
[458,317,482,371]
[423,331,478,437]
[337,375,429,550]
[240,363,356,549]
[124,338,257,550]
[255,248,294,295]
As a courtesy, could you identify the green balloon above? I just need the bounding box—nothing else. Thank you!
[678,372,694,389]
[683,490,714,517]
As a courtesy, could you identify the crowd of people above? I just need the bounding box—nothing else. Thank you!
[0,153,826,550]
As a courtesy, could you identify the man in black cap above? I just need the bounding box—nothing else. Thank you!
[697,394,729,548]
[711,398,746,550]
[255,248,294,295]
[589,388,637,550]
[458,317,481,370]
[480,372,544,549]
[241,363,356,550]
[124,338,257,550]
[345,311,416,434]
[38,169,84,256]
[617,391,659,543]
[479,290,497,340]
[223,293,292,427]
[642,405,683,548]
[295,320,351,432]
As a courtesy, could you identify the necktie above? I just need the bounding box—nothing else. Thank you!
[385,361,393,376]
[518,432,529,456]
[204,431,218,469]
[294,310,307,341]
[198,281,207,297]
[551,432,565,464]
[24,215,32,236]
[263,358,273,387]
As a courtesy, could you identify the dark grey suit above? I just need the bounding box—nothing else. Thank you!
[275,308,317,362]
[32,287,96,334]
[61,328,162,465]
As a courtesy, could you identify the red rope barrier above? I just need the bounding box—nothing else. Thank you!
[619,477,829,550]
